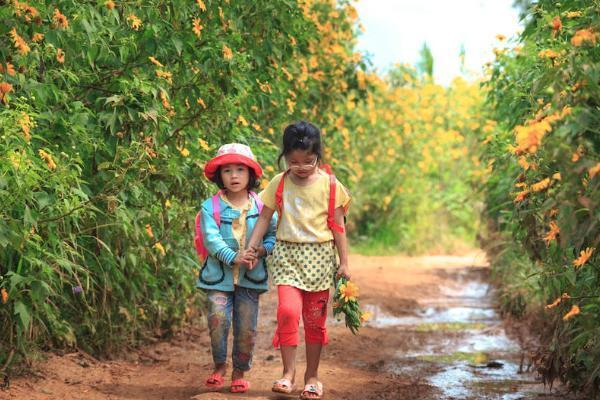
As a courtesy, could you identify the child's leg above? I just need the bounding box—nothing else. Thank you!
[206,290,233,376]
[274,285,303,384]
[231,286,259,381]
[302,289,329,386]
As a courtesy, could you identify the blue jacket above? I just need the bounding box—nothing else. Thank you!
[196,194,277,293]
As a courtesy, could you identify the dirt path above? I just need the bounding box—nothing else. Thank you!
[3,252,579,399]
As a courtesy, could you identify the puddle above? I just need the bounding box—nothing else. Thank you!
[364,304,497,327]
[441,280,490,299]
[366,267,549,399]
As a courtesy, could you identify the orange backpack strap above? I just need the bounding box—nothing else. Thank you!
[323,165,345,234]
[275,171,288,219]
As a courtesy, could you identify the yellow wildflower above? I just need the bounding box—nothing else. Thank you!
[160,91,171,110]
[14,1,39,22]
[38,149,57,170]
[538,49,560,59]
[53,8,69,29]
[196,0,206,11]
[18,112,32,142]
[148,56,163,67]
[31,32,44,42]
[105,0,115,10]
[145,224,154,238]
[360,311,372,323]
[281,66,293,81]
[127,14,142,30]
[571,28,596,46]
[9,28,30,55]
[153,242,166,256]
[566,11,582,18]
[552,172,561,180]
[562,305,580,321]
[257,80,271,94]
[545,293,569,310]
[222,44,233,60]
[237,115,249,127]
[531,177,550,192]
[0,82,13,104]
[573,247,594,268]
[56,48,65,63]
[199,139,210,151]
[193,18,203,37]
[551,16,562,37]
[338,281,359,302]
[155,70,172,84]
[286,99,296,113]
[513,189,530,203]
[383,195,392,207]
[180,147,190,157]
[588,163,600,179]
[543,221,560,245]
[165,199,172,208]
[252,123,262,131]
[197,98,206,109]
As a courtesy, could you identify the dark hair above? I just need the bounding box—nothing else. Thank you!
[210,166,259,190]
[277,121,323,169]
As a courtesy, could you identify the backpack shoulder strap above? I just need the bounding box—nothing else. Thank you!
[249,191,263,213]
[275,171,288,217]
[322,164,345,234]
[212,192,222,227]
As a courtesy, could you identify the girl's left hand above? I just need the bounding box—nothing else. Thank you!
[336,263,351,280]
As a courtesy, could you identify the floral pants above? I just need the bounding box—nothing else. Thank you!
[206,287,259,371]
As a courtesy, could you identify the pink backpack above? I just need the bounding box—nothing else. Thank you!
[194,191,263,261]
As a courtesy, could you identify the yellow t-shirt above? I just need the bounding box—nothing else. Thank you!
[260,170,351,243]
[220,194,251,284]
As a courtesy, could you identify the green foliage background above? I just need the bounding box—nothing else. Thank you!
[482,0,599,394]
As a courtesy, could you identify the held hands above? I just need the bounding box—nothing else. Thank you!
[238,245,265,270]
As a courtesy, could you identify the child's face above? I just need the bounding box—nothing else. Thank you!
[286,149,318,178]
[220,163,250,193]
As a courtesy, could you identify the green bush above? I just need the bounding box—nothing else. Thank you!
[483,0,599,393]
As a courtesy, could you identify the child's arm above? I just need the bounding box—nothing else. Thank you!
[260,210,278,256]
[246,206,276,269]
[200,204,252,266]
[332,206,350,279]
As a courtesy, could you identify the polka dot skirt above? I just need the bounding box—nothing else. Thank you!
[268,240,337,292]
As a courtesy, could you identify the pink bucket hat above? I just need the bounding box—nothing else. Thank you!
[204,143,263,179]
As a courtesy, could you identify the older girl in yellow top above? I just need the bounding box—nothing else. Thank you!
[247,121,351,400]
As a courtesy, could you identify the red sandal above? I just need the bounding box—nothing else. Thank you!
[230,378,250,393]
[205,372,224,391]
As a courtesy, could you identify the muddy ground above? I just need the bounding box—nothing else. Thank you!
[2,252,583,400]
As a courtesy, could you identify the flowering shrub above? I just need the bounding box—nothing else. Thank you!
[483,0,599,393]
[0,0,363,364]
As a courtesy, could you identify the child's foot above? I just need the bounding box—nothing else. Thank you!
[272,370,295,394]
[299,381,323,399]
[205,364,226,390]
[230,369,250,393]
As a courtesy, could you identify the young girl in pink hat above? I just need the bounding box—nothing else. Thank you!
[197,143,277,393]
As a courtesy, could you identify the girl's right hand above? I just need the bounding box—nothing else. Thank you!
[336,263,351,280]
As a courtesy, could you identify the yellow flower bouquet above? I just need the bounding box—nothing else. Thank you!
[333,277,370,334]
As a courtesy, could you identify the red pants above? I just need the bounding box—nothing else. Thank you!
[273,285,329,348]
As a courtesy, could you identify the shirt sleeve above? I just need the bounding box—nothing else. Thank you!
[334,178,351,212]
[200,203,237,266]
[259,173,284,210]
